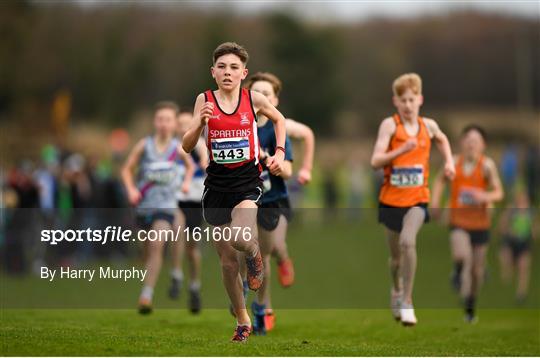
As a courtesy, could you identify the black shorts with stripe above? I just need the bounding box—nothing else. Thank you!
[178,200,204,229]
[257,197,293,231]
[202,186,263,227]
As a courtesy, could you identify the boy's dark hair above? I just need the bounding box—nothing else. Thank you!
[155,101,179,115]
[213,42,249,65]
[244,72,283,97]
[462,124,487,142]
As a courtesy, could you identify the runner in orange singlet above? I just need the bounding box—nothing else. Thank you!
[371,73,455,326]
[432,125,503,323]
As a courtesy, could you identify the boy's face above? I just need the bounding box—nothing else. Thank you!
[154,108,177,137]
[211,54,248,91]
[461,130,485,157]
[250,80,279,107]
[393,88,423,120]
[177,112,193,137]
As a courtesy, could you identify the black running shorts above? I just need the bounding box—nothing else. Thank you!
[378,202,429,233]
[202,186,263,226]
[178,200,204,230]
[257,197,293,231]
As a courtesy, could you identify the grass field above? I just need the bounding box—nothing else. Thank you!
[1,211,539,355]
[1,309,539,356]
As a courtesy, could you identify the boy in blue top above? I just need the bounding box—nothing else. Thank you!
[244,72,294,335]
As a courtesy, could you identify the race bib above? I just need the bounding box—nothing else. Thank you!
[261,169,272,193]
[458,187,479,206]
[390,165,424,187]
[145,161,176,185]
[211,137,250,164]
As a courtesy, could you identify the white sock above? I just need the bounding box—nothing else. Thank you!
[140,285,154,301]
[190,281,201,291]
[249,245,260,258]
[171,268,184,281]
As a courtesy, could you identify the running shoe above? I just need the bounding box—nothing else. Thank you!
[400,302,417,326]
[277,258,295,287]
[168,277,182,300]
[264,309,275,331]
[231,325,251,342]
[246,252,264,291]
[189,288,201,314]
[464,296,477,324]
[251,301,267,336]
[138,297,153,315]
[464,311,478,324]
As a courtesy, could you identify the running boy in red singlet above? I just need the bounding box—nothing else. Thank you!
[370,73,455,326]
[182,42,286,342]
[432,125,503,323]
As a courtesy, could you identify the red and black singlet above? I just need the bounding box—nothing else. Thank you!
[203,88,262,192]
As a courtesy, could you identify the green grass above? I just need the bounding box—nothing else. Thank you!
[1,309,538,356]
[2,213,539,309]
[1,212,539,355]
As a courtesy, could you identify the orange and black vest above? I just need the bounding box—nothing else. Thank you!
[449,155,490,230]
[379,114,431,207]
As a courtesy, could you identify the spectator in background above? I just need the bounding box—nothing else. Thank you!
[1,169,19,271]
[4,161,40,273]
[525,145,539,207]
[498,189,536,304]
[501,144,519,199]
[8,161,40,209]
[34,145,59,212]
[93,157,130,260]
[65,153,97,264]
[347,158,367,211]
[323,170,338,219]
[31,145,60,273]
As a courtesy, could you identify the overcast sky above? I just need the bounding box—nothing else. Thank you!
[195,1,539,22]
[69,1,540,22]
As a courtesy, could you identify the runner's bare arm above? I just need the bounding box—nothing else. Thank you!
[183,94,211,153]
[280,160,293,179]
[431,168,447,209]
[252,91,286,176]
[121,139,146,206]
[195,137,209,170]
[178,145,195,193]
[370,117,414,169]
[425,118,455,180]
[482,157,504,204]
[286,118,315,185]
